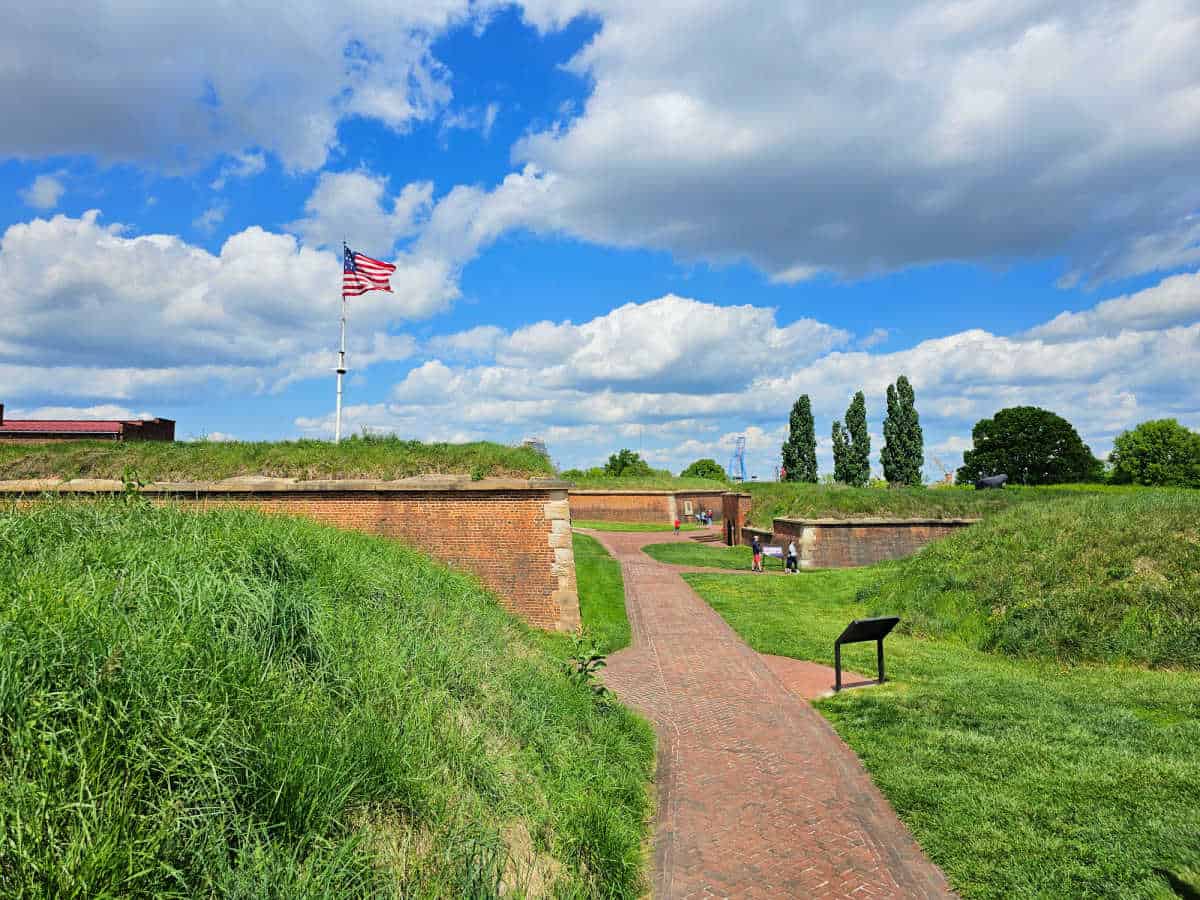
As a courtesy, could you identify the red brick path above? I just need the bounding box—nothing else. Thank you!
[590,530,955,899]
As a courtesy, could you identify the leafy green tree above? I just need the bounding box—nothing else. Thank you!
[780,394,818,482]
[956,406,1101,485]
[831,420,850,484]
[603,449,654,478]
[881,375,924,485]
[680,458,728,481]
[844,391,871,486]
[1109,419,1200,487]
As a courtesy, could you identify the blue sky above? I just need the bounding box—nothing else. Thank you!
[2,1,1199,478]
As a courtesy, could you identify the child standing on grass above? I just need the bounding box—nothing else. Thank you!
[751,535,763,572]
[786,540,798,574]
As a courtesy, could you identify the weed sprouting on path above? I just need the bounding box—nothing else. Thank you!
[0,500,654,897]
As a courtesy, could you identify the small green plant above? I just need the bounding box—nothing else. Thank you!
[565,633,610,699]
[121,465,145,502]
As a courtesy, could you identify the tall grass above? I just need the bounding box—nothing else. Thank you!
[742,481,1155,527]
[0,434,554,482]
[565,474,727,491]
[859,491,1200,668]
[0,500,653,897]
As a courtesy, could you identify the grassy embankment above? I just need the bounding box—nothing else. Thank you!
[573,520,705,532]
[0,500,653,897]
[565,473,727,491]
[685,491,1200,898]
[573,533,631,654]
[739,481,1140,528]
[0,435,554,482]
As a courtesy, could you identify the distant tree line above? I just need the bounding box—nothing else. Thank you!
[559,402,1200,490]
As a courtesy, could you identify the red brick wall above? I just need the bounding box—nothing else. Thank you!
[723,493,752,545]
[770,519,976,568]
[568,491,674,522]
[1,482,578,632]
[568,489,727,523]
[674,491,727,522]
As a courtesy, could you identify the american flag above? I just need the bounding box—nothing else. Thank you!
[343,245,396,297]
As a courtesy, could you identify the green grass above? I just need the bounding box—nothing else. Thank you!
[0,500,654,897]
[0,434,555,482]
[860,491,1200,668]
[566,474,728,491]
[573,533,631,654]
[686,569,1200,898]
[642,542,786,571]
[741,481,1148,528]
[573,520,705,532]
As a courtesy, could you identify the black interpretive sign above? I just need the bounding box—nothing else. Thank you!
[833,616,900,692]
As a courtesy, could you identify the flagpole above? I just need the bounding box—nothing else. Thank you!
[335,247,347,443]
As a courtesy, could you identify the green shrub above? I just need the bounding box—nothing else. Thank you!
[1109,418,1200,487]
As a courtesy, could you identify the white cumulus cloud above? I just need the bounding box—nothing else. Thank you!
[19,174,65,210]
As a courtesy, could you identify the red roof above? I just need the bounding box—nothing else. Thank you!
[0,420,126,434]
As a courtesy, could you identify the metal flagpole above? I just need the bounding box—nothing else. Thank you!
[335,245,348,443]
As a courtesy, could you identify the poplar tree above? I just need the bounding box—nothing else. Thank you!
[844,391,871,486]
[780,394,818,482]
[881,375,924,485]
[831,420,850,484]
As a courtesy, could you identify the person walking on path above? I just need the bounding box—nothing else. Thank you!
[674,517,681,534]
[751,535,763,572]
[786,539,798,573]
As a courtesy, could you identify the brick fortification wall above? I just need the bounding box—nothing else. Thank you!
[0,478,578,633]
[769,518,977,568]
[568,490,674,523]
[722,493,752,545]
[674,490,726,522]
[568,489,727,524]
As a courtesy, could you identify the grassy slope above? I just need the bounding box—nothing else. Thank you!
[0,435,554,482]
[861,491,1200,668]
[740,482,1140,528]
[573,520,705,532]
[642,542,785,571]
[566,474,727,491]
[0,501,653,897]
[686,569,1200,898]
[573,533,631,653]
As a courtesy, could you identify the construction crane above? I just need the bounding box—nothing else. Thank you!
[728,434,747,482]
[931,454,954,486]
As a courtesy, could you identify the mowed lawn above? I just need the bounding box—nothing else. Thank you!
[642,541,786,571]
[573,520,705,532]
[573,532,631,653]
[686,569,1200,898]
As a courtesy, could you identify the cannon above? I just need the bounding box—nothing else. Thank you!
[974,474,1008,490]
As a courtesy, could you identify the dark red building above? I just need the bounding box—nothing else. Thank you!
[0,404,175,443]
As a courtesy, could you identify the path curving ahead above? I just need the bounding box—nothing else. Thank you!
[589,529,954,899]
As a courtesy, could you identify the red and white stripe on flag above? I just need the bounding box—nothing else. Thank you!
[343,247,396,297]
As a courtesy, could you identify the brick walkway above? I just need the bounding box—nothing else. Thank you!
[590,530,954,899]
